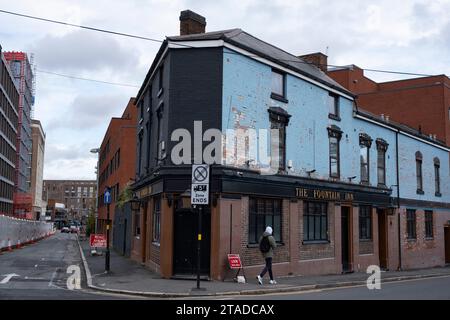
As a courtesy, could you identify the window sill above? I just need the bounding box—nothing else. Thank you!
[157,88,163,98]
[328,114,341,121]
[302,240,330,245]
[359,239,373,242]
[425,237,434,241]
[416,189,424,195]
[435,192,442,197]
[270,93,288,103]
[152,241,161,247]
[407,238,417,242]
[247,242,284,248]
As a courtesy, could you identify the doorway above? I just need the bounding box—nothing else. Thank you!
[173,207,211,275]
[341,206,352,273]
[445,227,450,265]
[378,209,388,270]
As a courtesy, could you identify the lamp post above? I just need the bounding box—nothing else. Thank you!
[90,148,100,235]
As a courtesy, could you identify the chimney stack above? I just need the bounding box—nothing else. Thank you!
[180,10,206,36]
[298,52,328,73]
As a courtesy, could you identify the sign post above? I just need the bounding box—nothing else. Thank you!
[191,164,209,291]
[104,187,112,272]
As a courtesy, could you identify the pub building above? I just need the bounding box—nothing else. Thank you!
[129,11,450,280]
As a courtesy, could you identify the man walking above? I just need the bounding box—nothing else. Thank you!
[257,226,277,285]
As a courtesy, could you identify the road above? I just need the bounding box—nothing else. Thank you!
[0,232,133,300]
[214,275,450,300]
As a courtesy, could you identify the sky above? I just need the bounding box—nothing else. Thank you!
[0,0,449,180]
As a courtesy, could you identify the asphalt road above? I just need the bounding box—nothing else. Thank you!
[0,232,133,300]
[221,275,450,300]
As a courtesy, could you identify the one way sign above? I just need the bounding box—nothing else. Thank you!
[104,187,112,204]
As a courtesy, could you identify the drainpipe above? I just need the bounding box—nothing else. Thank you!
[395,130,402,271]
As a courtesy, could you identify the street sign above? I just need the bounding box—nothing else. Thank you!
[227,254,242,269]
[191,164,209,205]
[104,187,111,204]
[90,234,107,248]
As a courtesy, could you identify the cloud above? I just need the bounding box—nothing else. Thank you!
[30,30,141,74]
[47,93,129,130]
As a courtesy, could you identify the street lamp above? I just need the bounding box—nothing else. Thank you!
[90,148,100,235]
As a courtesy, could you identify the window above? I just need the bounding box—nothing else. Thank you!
[376,139,388,186]
[425,210,433,239]
[138,132,143,176]
[157,105,164,160]
[152,197,161,243]
[406,209,416,240]
[248,198,282,244]
[359,206,372,240]
[434,157,441,196]
[359,134,372,184]
[134,210,141,237]
[303,201,328,241]
[328,126,342,178]
[271,69,285,98]
[416,152,423,194]
[268,108,290,173]
[158,65,164,94]
[328,93,340,120]
[139,100,144,122]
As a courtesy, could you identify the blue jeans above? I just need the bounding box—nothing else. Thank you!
[260,257,273,280]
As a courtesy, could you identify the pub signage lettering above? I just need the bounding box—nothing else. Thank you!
[296,188,354,202]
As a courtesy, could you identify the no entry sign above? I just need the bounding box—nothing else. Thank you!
[90,234,107,248]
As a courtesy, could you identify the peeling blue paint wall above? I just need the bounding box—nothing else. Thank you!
[222,47,449,204]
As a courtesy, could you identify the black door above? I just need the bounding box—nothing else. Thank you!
[341,207,350,272]
[173,208,211,275]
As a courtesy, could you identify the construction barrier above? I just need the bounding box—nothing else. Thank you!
[0,215,54,251]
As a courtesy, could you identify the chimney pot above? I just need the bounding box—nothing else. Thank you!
[179,10,206,35]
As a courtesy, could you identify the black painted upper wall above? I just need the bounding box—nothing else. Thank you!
[168,47,223,164]
[135,47,223,180]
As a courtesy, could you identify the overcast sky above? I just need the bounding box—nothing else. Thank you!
[0,0,449,180]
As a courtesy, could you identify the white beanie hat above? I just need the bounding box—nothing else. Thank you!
[265,226,273,235]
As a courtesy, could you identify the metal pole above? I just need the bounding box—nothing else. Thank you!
[196,205,202,289]
[105,202,110,272]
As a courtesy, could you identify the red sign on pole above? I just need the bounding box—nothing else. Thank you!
[228,254,242,269]
[90,234,107,248]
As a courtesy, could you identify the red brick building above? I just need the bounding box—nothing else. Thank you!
[325,64,450,146]
[97,98,137,236]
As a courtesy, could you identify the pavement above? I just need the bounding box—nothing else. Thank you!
[78,237,450,298]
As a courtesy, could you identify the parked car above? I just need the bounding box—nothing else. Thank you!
[61,226,70,233]
[70,225,79,233]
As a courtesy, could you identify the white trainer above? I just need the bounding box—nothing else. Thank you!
[269,280,277,285]
[257,275,263,285]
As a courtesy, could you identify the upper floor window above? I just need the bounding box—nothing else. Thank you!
[359,134,372,184]
[376,139,389,186]
[434,157,441,197]
[158,65,164,95]
[327,125,342,179]
[415,151,423,194]
[328,93,340,120]
[139,100,144,122]
[271,69,286,101]
[268,107,291,173]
